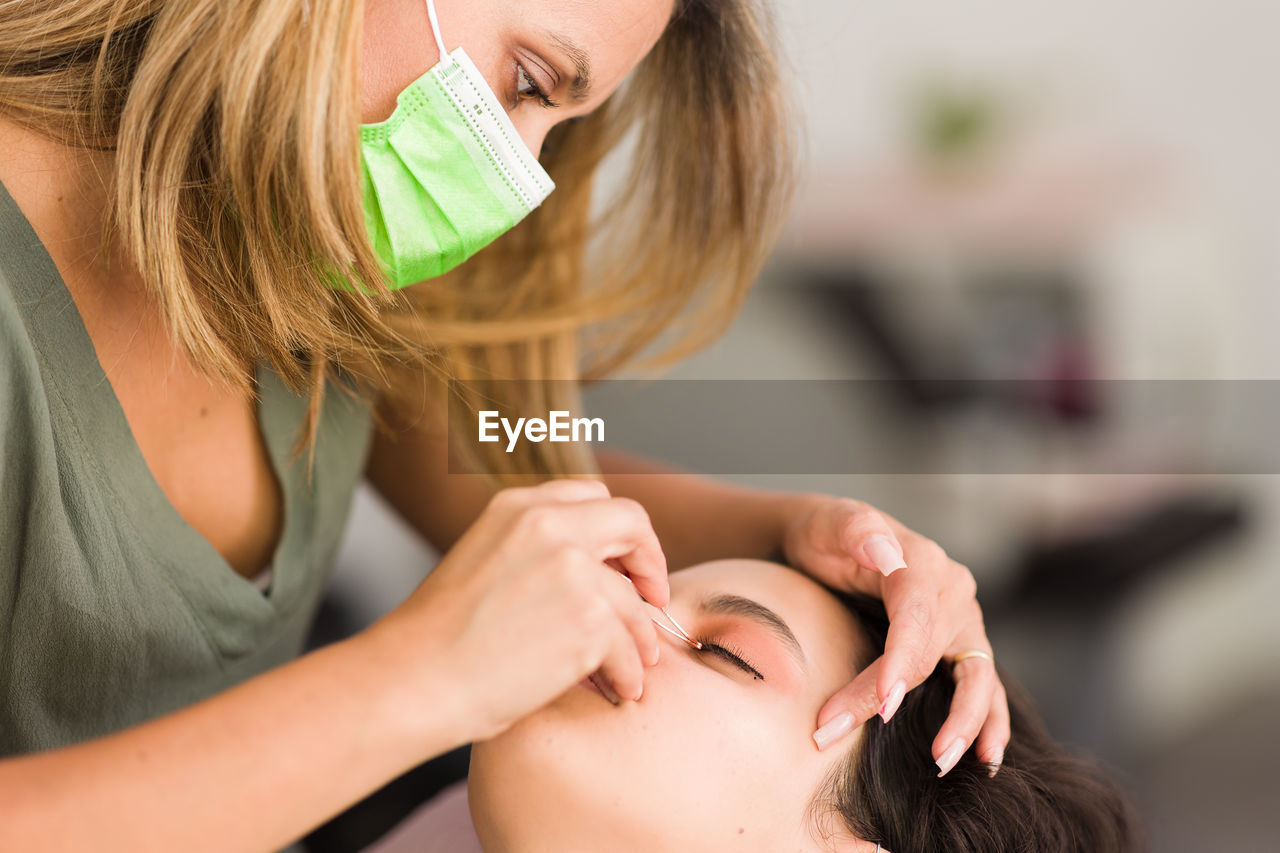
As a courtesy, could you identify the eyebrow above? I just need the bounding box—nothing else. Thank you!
[546,32,592,103]
[697,593,808,671]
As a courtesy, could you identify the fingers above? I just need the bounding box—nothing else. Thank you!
[873,538,1011,778]
[563,498,670,608]
[815,648,1008,784]
[931,646,997,776]
[878,582,1010,778]
[511,495,670,608]
[838,507,907,577]
[874,542,977,715]
[813,658,884,750]
[490,482,670,705]
[877,586,939,718]
[792,494,1009,783]
[815,576,952,752]
[599,567,661,668]
[592,606,646,702]
[975,681,1010,777]
[496,481,669,605]
[514,478,613,504]
[488,478,611,516]
[578,544,662,703]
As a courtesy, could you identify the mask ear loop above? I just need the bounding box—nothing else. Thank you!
[423,0,448,60]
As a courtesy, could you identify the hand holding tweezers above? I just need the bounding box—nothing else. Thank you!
[620,574,702,650]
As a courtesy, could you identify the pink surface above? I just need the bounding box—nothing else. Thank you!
[363,781,482,853]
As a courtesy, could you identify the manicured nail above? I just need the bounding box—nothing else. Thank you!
[878,679,906,723]
[936,737,966,776]
[986,747,1004,778]
[866,534,907,576]
[813,711,855,751]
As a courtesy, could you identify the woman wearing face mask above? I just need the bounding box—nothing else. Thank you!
[1,1,1008,850]
[375,560,1142,853]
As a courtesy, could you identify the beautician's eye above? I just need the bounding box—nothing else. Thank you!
[514,63,558,109]
[695,639,764,682]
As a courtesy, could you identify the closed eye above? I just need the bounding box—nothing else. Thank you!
[694,639,764,682]
[514,62,559,109]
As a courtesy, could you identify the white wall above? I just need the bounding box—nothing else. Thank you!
[776,0,1280,377]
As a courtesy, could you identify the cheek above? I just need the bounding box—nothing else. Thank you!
[471,663,829,849]
[650,680,820,840]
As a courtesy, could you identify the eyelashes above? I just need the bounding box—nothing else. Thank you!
[514,62,558,109]
[694,638,765,682]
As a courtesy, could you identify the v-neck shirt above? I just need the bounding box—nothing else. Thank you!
[0,178,375,755]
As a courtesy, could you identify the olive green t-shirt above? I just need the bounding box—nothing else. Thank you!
[0,179,375,756]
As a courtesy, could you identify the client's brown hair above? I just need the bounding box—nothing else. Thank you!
[819,594,1145,852]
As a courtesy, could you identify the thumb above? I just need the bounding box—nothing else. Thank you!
[838,512,906,577]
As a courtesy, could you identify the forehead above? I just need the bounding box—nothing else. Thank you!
[524,0,675,102]
[672,560,869,686]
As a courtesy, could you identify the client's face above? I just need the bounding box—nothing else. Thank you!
[469,559,868,852]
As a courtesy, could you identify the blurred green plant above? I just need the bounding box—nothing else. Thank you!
[908,77,1006,172]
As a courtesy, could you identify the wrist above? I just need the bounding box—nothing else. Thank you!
[345,619,475,759]
[776,491,825,559]
[715,486,820,563]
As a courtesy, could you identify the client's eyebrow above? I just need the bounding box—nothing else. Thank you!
[545,31,592,103]
[697,594,808,671]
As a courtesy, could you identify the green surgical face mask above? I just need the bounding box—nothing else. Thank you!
[351,0,556,290]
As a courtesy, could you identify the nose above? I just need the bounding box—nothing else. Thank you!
[510,117,550,160]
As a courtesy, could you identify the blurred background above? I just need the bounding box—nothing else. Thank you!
[313,2,1280,850]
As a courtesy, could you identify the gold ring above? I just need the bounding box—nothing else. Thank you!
[950,649,993,668]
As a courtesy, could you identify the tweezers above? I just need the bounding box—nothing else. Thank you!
[652,606,703,650]
[620,574,703,650]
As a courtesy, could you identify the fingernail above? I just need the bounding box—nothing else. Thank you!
[936,737,966,777]
[878,679,906,723]
[866,534,907,576]
[812,711,855,751]
[986,747,1004,778]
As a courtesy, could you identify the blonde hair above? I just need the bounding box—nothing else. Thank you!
[0,0,793,484]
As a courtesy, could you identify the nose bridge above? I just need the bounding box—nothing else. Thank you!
[511,114,552,161]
